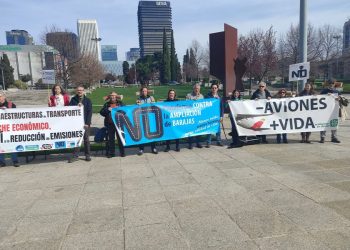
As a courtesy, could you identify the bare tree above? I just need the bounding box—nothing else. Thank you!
[238,26,278,84]
[70,54,105,88]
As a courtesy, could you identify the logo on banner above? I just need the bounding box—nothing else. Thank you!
[66,141,76,148]
[114,106,164,142]
[289,62,310,81]
[16,145,24,152]
[330,119,338,127]
[55,141,66,149]
[41,144,53,150]
[25,145,39,151]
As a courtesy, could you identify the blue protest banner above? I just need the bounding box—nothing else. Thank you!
[111,99,220,146]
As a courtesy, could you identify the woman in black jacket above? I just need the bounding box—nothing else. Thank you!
[100,92,125,157]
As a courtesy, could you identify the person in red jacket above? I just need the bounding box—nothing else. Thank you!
[48,84,70,107]
[0,92,20,167]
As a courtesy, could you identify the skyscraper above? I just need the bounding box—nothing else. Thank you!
[137,1,172,57]
[77,19,101,61]
[126,48,140,61]
[101,45,118,61]
[6,30,33,45]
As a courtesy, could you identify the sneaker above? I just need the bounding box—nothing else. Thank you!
[0,162,6,167]
[120,152,126,157]
[188,144,193,150]
[68,157,78,163]
[331,138,340,143]
[319,138,325,143]
[305,140,312,144]
[107,154,115,158]
[164,147,170,152]
[283,140,288,144]
[196,143,203,148]
[152,148,158,154]
[85,156,91,161]
[205,143,210,148]
[216,142,223,147]
[13,161,20,167]
[228,132,233,137]
[300,140,305,143]
[138,150,143,156]
[175,147,180,152]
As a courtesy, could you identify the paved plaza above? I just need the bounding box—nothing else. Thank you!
[0,90,350,249]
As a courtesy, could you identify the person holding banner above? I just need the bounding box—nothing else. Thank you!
[251,82,271,143]
[299,82,315,143]
[100,92,125,158]
[319,80,341,143]
[68,85,92,162]
[228,89,243,148]
[0,92,20,167]
[48,84,70,107]
[205,83,223,147]
[164,89,180,152]
[275,89,288,144]
[136,86,158,155]
[186,83,204,149]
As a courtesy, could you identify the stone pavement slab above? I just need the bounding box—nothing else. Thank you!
[0,94,349,249]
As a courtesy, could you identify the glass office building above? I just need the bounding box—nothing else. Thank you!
[101,45,118,61]
[137,1,172,57]
[6,30,33,45]
[46,32,79,61]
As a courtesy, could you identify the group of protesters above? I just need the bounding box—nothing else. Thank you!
[0,79,343,167]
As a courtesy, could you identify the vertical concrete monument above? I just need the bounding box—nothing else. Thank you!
[210,23,244,97]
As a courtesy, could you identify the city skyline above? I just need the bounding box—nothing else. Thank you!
[0,0,349,61]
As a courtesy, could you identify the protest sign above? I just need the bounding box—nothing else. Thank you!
[228,95,339,136]
[111,99,220,146]
[0,106,85,153]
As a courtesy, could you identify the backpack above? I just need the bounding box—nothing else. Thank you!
[94,127,108,143]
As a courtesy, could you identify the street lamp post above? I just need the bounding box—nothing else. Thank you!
[333,35,341,78]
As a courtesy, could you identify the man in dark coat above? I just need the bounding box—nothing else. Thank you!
[68,85,92,162]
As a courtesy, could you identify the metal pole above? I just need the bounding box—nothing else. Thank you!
[333,35,341,79]
[298,0,307,91]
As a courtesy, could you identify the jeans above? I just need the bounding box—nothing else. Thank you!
[73,126,91,157]
[206,132,221,144]
[0,153,18,164]
[320,130,337,139]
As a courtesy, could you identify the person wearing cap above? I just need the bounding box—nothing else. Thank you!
[48,84,70,107]
[68,85,93,162]
[100,91,125,157]
[0,92,20,167]
[319,80,341,143]
[186,83,204,149]
[251,82,271,143]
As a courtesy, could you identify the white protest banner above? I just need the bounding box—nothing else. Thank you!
[0,106,85,153]
[228,95,339,136]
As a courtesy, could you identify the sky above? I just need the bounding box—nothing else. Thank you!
[0,0,349,61]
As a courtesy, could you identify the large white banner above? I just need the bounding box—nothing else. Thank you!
[229,95,339,136]
[0,106,85,153]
